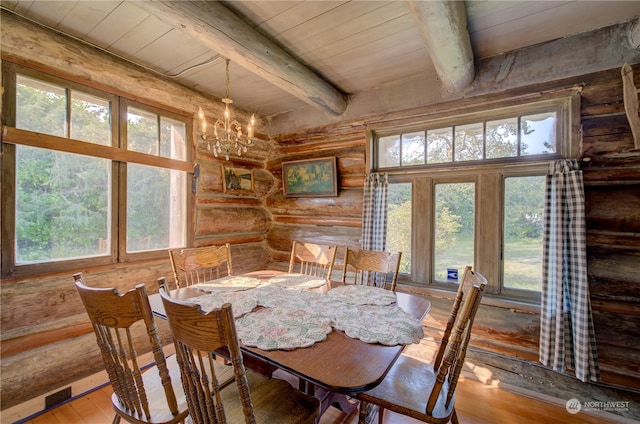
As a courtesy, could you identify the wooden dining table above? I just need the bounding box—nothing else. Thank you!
[148,269,431,414]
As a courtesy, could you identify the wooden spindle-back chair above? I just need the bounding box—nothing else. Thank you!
[341,248,402,291]
[288,241,337,279]
[73,273,188,424]
[356,266,487,424]
[168,243,233,288]
[158,287,320,424]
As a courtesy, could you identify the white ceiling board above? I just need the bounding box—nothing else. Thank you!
[281,2,408,59]
[108,13,173,61]
[470,1,640,58]
[84,2,148,50]
[132,29,212,75]
[56,1,118,39]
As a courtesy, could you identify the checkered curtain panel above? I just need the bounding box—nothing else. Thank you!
[539,159,600,383]
[361,173,388,252]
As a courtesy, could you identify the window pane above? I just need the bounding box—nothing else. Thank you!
[70,91,111,145]
[160,116,187,160]
[486,118,517,159]
[16,75,67,137]
[503,176,545,291]
[426,127,452,164]
[378,135,400,168]
[521,112,556,156]
[454,123,484,162]
[401,132,425,166]
[127,164,186,252]
[434,183,474,282]
[15,146,111,263]
[387,183,411,274]
[128,107,158,155]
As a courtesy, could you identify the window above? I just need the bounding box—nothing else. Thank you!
[387,183,411,274]
[434,182,475,282]
[378,95,577,302]
[503,176,545,291]
[374,98,567,169]
[2,65,192,277]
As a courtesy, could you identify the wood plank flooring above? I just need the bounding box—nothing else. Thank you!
[18,374,622,424]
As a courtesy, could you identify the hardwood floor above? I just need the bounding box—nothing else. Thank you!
[18,375,621,424]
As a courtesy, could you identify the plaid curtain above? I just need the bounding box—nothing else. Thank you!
[361,173,388,251]
[539,159,600,383]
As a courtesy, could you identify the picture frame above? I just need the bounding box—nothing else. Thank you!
[282,157,337,197]
[222,166,253,193]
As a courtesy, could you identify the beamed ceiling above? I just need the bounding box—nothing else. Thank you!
[2,1,640,128]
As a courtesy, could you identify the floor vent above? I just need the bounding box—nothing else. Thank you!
[45,387,72,409]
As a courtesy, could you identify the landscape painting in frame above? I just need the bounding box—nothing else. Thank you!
[282,157,337,197]
[222,166,253,193]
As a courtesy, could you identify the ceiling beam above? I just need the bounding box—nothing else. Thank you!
[406,0,475,93]
[131,0,347,116]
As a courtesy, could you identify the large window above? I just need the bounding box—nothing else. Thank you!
[377,96,577,302]
[2,65,192,276]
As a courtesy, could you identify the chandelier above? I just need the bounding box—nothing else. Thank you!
[196,59,256,160]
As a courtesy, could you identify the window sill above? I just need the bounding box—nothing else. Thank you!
[396,283,541,314]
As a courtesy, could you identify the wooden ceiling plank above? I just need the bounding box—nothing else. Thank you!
[406,0,475,93]
[224,1,304,29]
[130,0,347,116]
[14,0,72,28]
[471,2,640,59]
[85,2,149,50]
[134,29,212,75]
[248,1,348,37]
[108,14,172,60]
[274,1,392,54]
[57,1,117,39]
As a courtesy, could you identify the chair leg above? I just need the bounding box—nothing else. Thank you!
[112,415,121,424]
[358,401,367,424]
[451,407,459,424]
[377,406,384,424]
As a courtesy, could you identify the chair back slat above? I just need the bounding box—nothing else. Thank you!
[341,248,402,291]
[169,243,233,288]
[74,273,183,423]
[288,241,337,279]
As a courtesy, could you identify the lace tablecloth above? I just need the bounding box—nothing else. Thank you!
[265,273,327,289]
[188,275,425,351]
[191,275,262,292]
[187,291,259,318]
[236,307,333,350]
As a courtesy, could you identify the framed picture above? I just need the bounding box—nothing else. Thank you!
[222,166,253,192]
[282,157,337,197]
